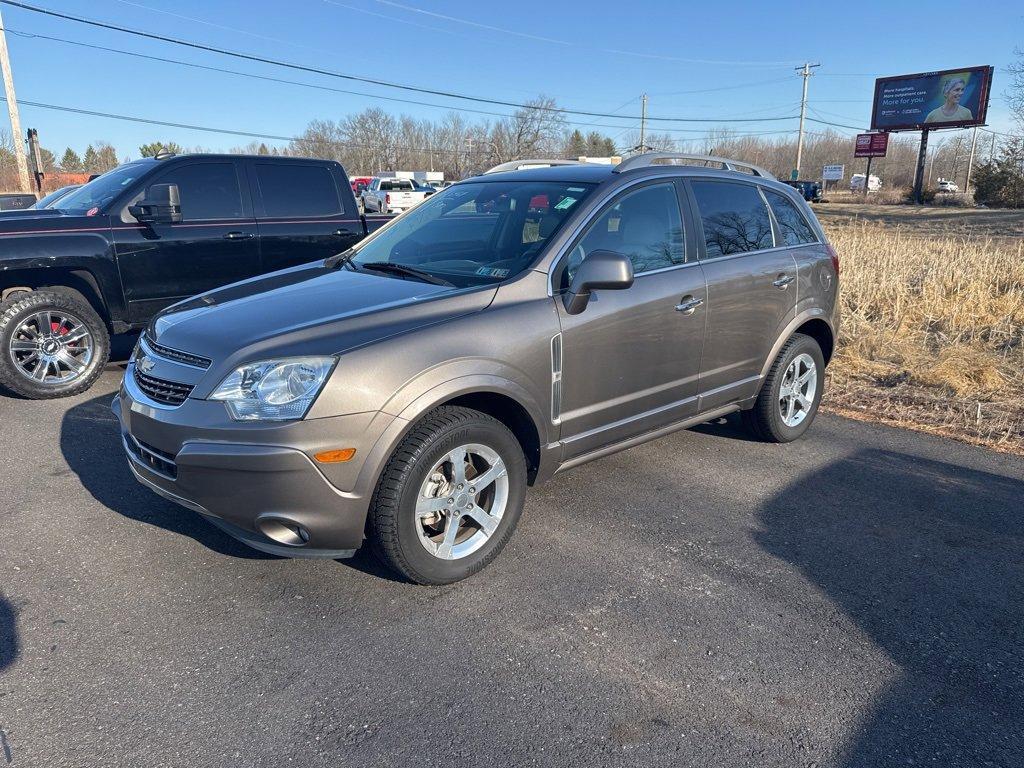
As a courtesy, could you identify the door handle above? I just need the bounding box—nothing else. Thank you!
[223,231,255,240]
[332,228,356,236]
[773,274,796,289]
[675,296,704,315]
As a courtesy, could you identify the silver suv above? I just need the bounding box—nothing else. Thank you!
[113,153,839,584]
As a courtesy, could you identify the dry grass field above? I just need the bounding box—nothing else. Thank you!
[815,204,1024,453]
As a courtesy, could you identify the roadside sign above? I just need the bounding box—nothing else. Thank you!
[790,169,799,181]
[854,133,889,158]
[822,164,844,181]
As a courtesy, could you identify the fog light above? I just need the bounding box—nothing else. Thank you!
[314,448,356,463]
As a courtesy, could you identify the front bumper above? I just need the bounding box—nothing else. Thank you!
[113,371,396,558]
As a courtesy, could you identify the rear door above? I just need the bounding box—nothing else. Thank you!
[114,159,259,324]
[554,180,707,459]
[249,160,362,272]
[686,179,798,411]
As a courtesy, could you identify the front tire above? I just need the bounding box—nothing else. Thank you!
[367,406,527,584]
[0,289,110,399]
[742,333,825,442]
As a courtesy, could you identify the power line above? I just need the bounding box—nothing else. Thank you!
[0,1,799,124]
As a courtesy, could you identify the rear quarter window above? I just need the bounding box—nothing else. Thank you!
[764,190,818,246]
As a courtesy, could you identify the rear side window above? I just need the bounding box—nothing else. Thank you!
[690,181,774,258]
[152,163,243,221]
[255,163,341,218]
[764,190,818,246]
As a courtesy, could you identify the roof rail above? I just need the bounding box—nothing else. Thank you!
[483,158,591,175]
[614,152,775,179]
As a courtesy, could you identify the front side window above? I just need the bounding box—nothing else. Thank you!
[764,190,818,246]
[349,180,594,287]
[690,180,774,258]
[565,182,685,282]
[144,163,244,221]
[256,164,341,218]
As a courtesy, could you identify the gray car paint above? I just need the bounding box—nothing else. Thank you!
[115,162,839,556]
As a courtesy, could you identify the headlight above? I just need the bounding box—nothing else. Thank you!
[209,357,335,421]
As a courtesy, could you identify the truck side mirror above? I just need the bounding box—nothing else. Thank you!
[129,183,182,224]
[563,249,634,315]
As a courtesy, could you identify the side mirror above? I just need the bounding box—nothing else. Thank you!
[129,183,182,224]
[356,183,366,193]
[563,249,634,315]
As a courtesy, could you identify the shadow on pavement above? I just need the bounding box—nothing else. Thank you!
[0,595,16,672]
[755,448,1024,766]
[60,392,274,560]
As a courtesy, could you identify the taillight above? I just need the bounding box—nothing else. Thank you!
[385,193,391,205]
[826,243,839,276]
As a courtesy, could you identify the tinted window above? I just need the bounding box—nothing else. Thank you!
[256,163,341,217]
[154,163,243,220]
[764,190,818,246]
[690,181,774,258]
[379,179,415,191]
[568,183,685,280]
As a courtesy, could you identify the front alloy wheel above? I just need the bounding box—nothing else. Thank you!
[368,406,527,584]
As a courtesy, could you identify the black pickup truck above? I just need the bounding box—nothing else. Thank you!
[0,153,392,399]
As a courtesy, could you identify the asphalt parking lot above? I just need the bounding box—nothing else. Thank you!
[1,356,1022,768]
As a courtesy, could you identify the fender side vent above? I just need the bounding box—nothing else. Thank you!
[550,333,563,424]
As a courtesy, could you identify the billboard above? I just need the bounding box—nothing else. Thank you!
[854,133,889,158]
[870,66,993,131]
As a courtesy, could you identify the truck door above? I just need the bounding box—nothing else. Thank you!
[113,159,259,324]
[249,161,363,272]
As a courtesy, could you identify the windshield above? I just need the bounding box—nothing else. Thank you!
[53,163,152,213]
[349,180,594,287]
[33,186,78,209]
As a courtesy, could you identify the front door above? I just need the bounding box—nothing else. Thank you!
[249,161,363,272]
[686,179,798,411]
[114,160,259,324]
[554,180,707,459]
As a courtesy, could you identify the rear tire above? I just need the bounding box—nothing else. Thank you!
[0,289,110,399]
[367,406,527,584]
[742,333,824,443]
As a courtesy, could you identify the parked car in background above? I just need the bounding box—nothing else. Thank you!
[937,178,959,193]
[31,184,82,209]
[350,176,373,195]
[114,153,839,584]
[411,179,438,197]
[782,179,822,202]
[849,173,882,192]
[360,177,432,214]
[0,193,37,211]
[0,153,393,399]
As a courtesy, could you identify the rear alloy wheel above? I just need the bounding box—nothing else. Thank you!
[368,406,527,584]
[0,290,110,399]
[742,333,825,442]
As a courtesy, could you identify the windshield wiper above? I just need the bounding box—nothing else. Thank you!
[324,249,356,269]
[359,262,455,287]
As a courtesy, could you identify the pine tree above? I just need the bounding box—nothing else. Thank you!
[60,147,83,173]
[82,145,99,173]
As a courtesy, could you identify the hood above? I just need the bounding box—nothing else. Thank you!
[149,262,497,375]
[0,210,105,233]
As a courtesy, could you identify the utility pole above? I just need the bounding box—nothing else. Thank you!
[0,8,30,193]
[794,62,820,180]
[639,93,648,153]
[964,126,979,193]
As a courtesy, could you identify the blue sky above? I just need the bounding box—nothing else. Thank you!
[2,0,1021,159]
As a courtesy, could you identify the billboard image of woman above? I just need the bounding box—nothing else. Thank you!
[924,74,973,124]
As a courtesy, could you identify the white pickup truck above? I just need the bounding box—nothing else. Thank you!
[360,177,432,214]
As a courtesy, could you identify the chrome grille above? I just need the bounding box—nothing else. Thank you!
[133,368,194,406]
[142,334,211,369]
[124,433,177,479]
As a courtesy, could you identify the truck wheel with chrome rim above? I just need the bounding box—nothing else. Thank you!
[368,405,527,584]
[0,289,110,399]
[742,333,825,443]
